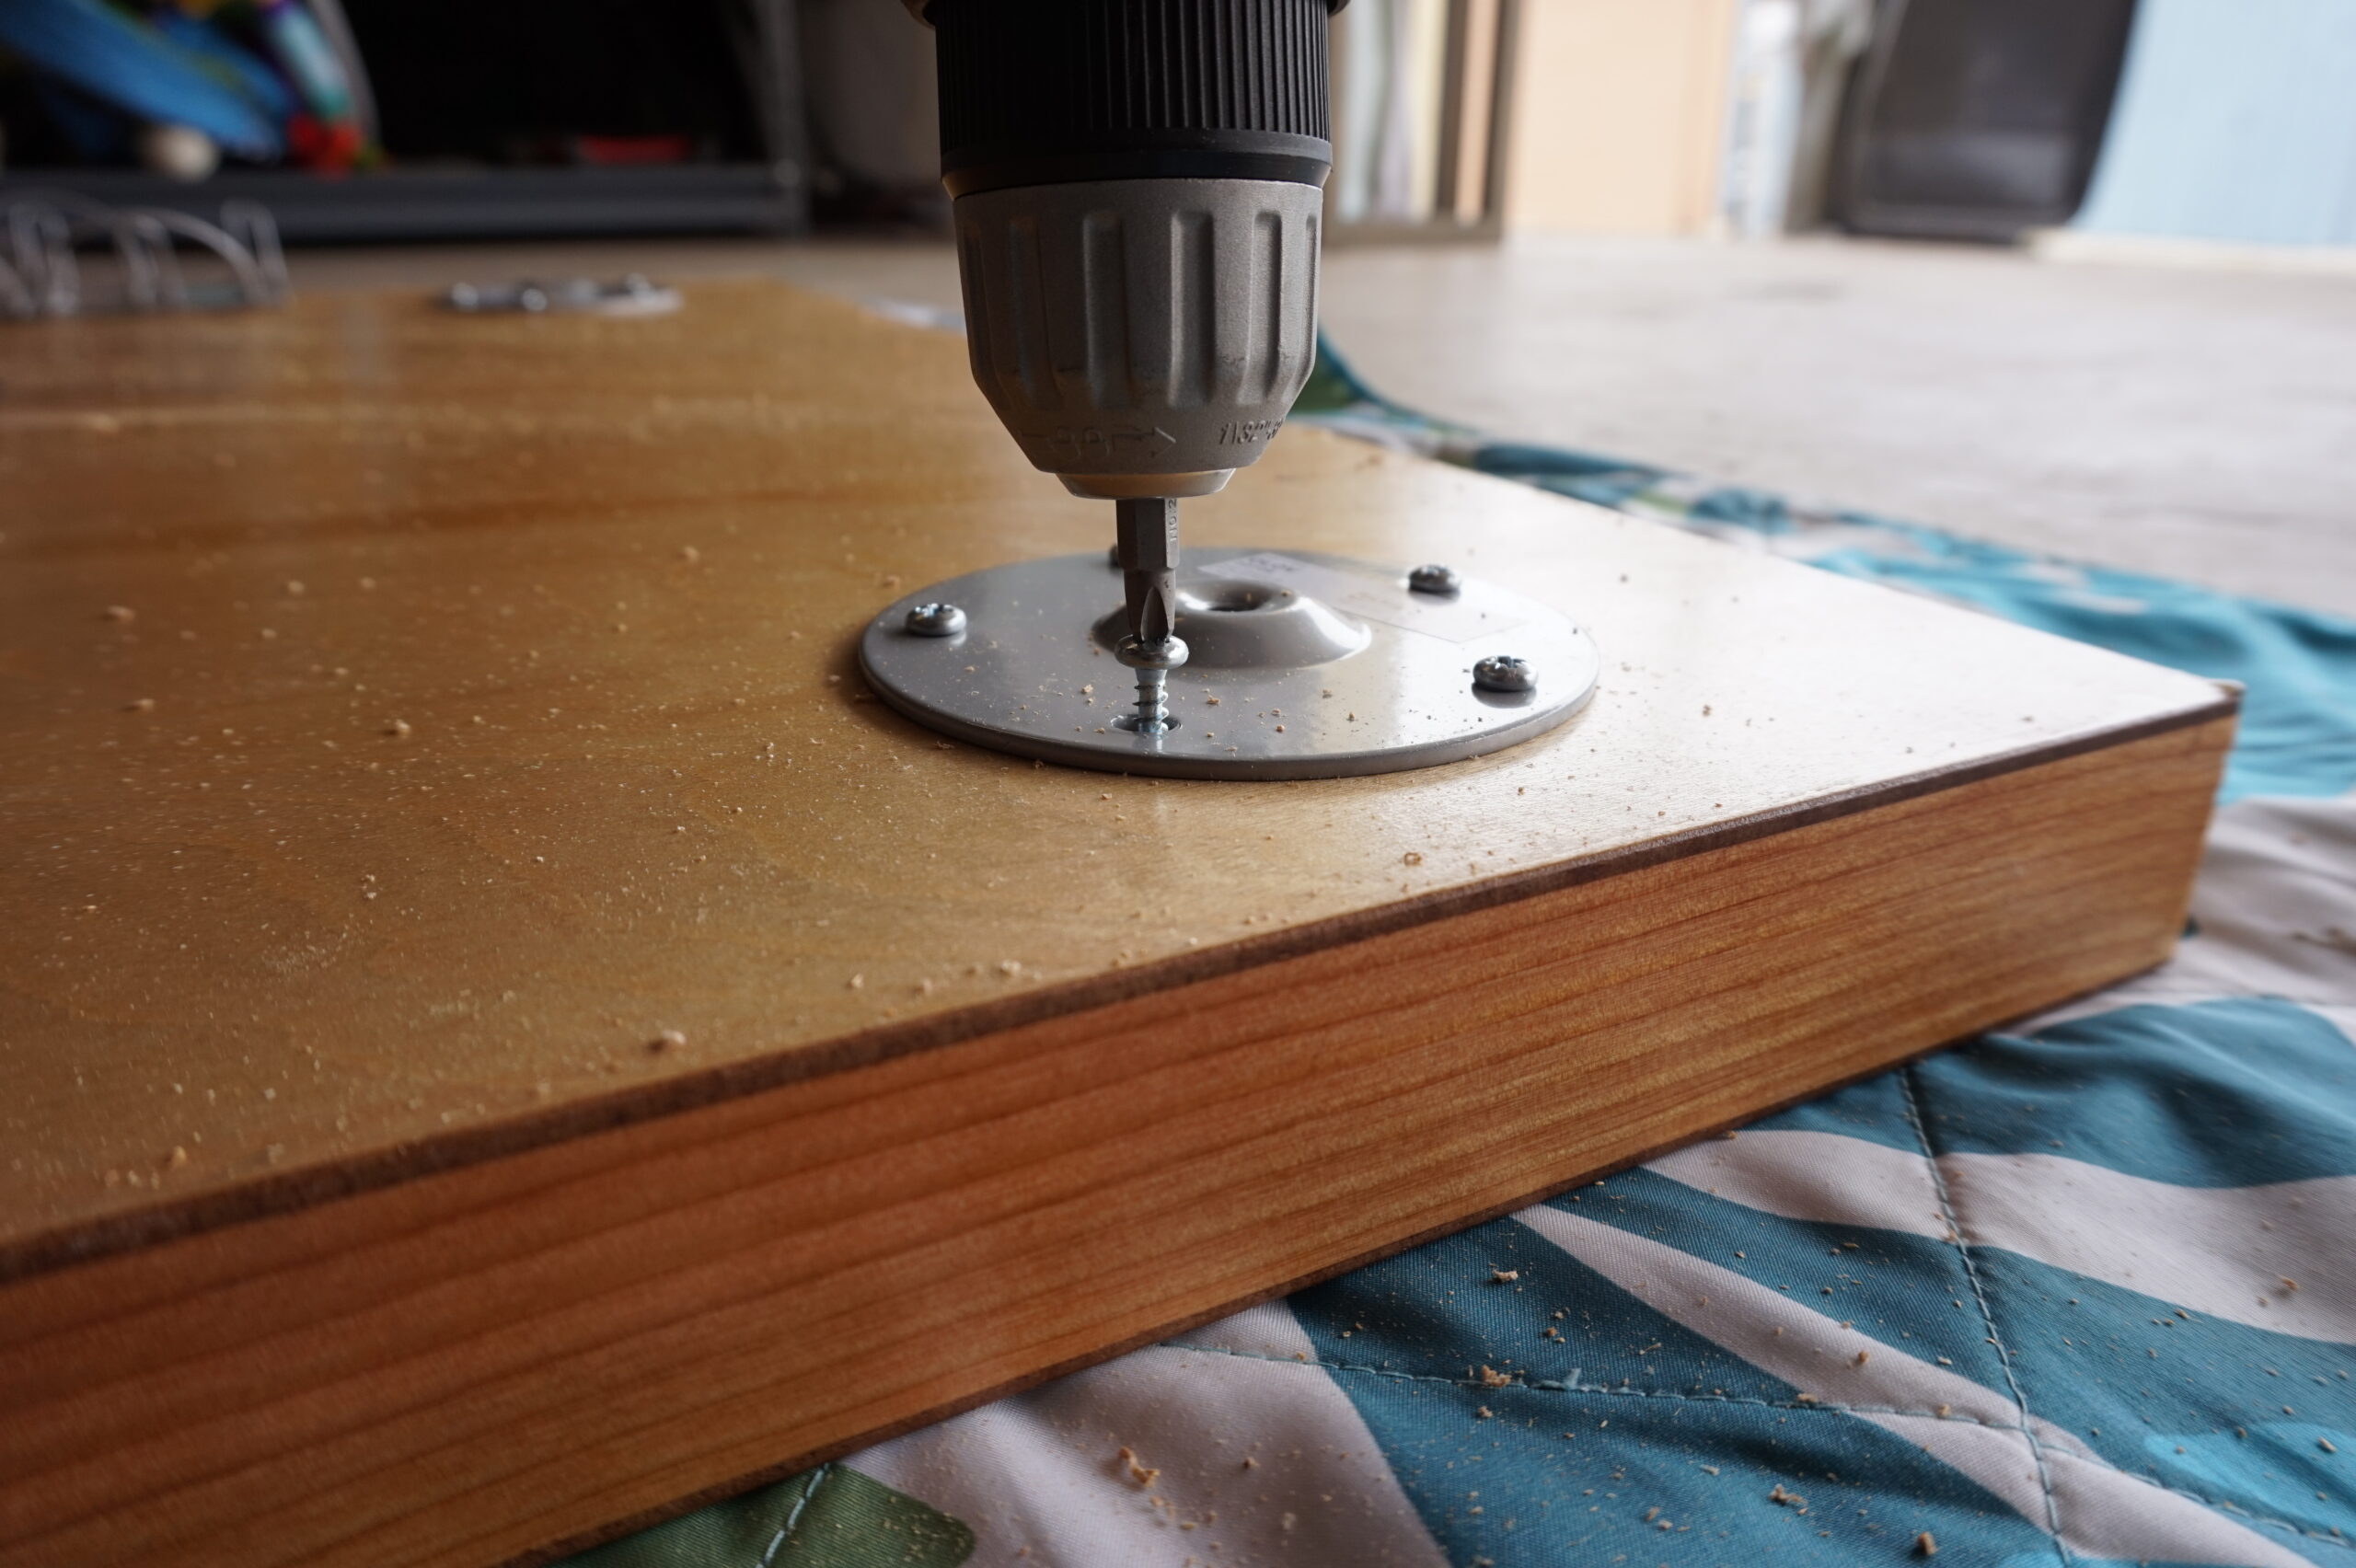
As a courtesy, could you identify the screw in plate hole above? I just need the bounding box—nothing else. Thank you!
[1472,654,1536,693]
[904,602,967,638]
[1407,563,1461,596]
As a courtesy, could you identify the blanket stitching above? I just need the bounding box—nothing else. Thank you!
[1901,1065,2073,1565]
[758,1461,829,1567]
[1161,1342,2356,1551]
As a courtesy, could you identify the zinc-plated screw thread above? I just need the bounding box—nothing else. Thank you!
[1115,632,1188,735]
[1131,670,1172,732]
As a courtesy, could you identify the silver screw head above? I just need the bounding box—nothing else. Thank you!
[1114,632,1190,672]
[904,601,967,638]
[1408,562,1461,596]
[1472,654,1536,693]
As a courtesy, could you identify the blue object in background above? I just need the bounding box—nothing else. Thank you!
[2074,0,2356,246]
[255,0,352,122]
[0,0,282,159]
[152,8,296,125]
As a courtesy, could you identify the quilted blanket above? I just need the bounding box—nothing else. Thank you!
[569,340,2356,1568]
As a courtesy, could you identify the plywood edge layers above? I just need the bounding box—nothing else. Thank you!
[0,694,2236,1286]
[0,715,2233,1568]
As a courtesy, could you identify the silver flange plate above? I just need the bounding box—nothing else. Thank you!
[858,548,1600,779]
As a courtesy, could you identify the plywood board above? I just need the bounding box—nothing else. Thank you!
[0,280,2230,1567]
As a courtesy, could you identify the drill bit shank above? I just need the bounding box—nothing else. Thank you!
[1115,497,1180,648]
[1114,496,1187,733]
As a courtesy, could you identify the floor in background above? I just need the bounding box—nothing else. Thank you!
[289,233,2356,614]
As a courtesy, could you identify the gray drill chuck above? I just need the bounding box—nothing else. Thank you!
[909,0,1343,502]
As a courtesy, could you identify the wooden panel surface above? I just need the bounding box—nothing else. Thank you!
[0,279,2227,1270]
[0,715,2229,1568]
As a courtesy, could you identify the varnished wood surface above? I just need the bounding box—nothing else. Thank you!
[0,714,2230,1568]
[0,279,2228,1269]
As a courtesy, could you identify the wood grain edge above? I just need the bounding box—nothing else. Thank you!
[507,950,2159,1568]
[0,715,2232,1568]
[1,691,2238,1286]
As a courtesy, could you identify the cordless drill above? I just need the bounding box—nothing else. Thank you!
[903,0,1344,732]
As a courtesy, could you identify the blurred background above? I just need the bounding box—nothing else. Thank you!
[10,0,2352,253]
[4,0,2351,606]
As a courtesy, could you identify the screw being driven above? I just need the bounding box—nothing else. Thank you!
[1112,496,1187,734]
[905,602,967,638]
[1472,654,1536,693]
[1408,562,1461,596]
[1115,632,1189,734]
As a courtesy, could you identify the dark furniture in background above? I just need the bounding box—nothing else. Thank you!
[0,0,808,243]
[1834,0,2141,242]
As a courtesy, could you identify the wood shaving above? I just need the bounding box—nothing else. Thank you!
[1915,1531,1937,1556]
[1477,1365,1512,1388]
[1490,1269,1519,1283]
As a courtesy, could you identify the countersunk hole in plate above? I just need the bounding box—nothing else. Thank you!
[1188,581,1288,613]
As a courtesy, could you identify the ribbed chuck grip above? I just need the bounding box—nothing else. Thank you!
[924,0,1342,197]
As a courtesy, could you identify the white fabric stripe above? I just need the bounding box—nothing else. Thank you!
[2165,796,2356,1007]
[1647,1129,2356,1343]
[1514,1207,2314,1567]
[849,1301,1450,1568]
[1162,1299,1321,1360]
[1649,1128,1955,1238]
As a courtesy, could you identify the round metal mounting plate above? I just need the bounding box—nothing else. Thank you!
[857,548,1600,779]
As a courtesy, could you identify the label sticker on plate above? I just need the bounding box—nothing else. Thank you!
[1197,553,1527,644]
